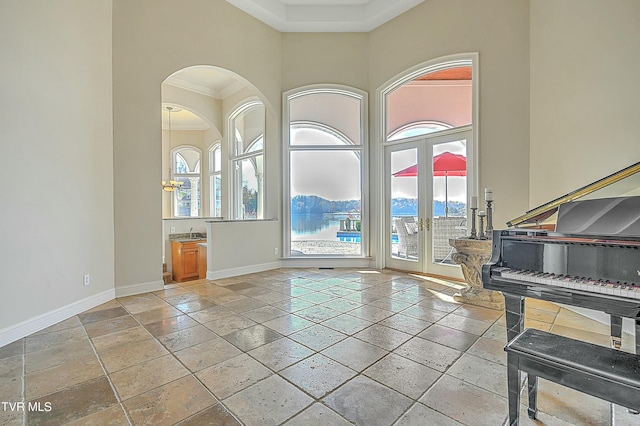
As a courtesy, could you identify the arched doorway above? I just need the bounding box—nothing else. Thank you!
[160,65,269,274]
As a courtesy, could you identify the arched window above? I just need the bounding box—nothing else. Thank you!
[209,143,222,217]
[284,86,367,257]
[229,101,265,220]
[385,62,473,142]
[172,146,201,217]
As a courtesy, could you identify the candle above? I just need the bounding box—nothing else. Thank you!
[484,188,493,202]
[470,196,478,209]
[478,211,485,217]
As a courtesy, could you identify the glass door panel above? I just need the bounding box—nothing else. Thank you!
[385,141,426,273]
[425,131,470,278]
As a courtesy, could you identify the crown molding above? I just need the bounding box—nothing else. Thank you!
[165,77,244,100]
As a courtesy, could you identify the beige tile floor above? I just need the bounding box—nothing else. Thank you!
[1,268,638,425]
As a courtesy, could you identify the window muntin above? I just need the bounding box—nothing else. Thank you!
[209,144,222,217]
[388,121,452,141]
[230,101,265,220]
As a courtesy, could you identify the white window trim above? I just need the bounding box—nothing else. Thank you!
[227,99,266,220]
[282,84,369,259]
[171,145,202,217]
[374,52,479,269]
[208,142,222,218]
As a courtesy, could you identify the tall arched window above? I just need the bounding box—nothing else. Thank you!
[229,101,265,220]
[209,143,222,217]
[172,146,201,217]
[284,86,367,257]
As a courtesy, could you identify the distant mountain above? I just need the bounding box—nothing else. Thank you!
[292,195,466,217]
[291,195,360,214]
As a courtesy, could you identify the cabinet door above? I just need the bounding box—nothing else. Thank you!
[182,246,199,279]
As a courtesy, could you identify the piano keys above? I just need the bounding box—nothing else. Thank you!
[492,267,640,300]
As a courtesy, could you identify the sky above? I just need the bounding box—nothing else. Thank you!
[288,126,468,203]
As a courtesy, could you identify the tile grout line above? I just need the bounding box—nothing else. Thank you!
[138,289,249,425]
[83,309,134,426]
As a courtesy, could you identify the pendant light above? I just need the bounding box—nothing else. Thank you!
[162,106,183,192]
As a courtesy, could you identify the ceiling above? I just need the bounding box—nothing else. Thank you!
[225,0,426,32]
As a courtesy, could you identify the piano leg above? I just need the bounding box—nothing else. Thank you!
[506,354,521,426]
[504,293,525,342]
[631,319,640,416]
[527,374,538,419]
[636,318,640,355]
[610,315,622,349]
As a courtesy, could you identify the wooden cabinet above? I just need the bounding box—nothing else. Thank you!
[198,243,207,279]
[171,240,206,282]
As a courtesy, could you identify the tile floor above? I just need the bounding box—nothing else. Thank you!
[1,268,638,425]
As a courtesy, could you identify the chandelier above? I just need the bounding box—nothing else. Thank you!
[162,106,183,192]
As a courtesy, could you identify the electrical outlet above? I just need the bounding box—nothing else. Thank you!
[274,247,279,255]
[83,274,90,286]
[170,227,176,233]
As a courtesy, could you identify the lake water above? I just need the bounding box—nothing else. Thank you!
[290,214,400,244]
[291,214,342,241]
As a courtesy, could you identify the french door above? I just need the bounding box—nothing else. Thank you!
[384,130,470,278]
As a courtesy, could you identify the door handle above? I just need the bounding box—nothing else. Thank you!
[418,218,431,231]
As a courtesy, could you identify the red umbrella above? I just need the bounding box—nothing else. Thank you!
[392,151,467,177]
[392,151,467,216]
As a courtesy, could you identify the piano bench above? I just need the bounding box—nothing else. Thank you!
[504,328,640,426]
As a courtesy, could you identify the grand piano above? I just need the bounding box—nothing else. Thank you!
[482,161,640,351]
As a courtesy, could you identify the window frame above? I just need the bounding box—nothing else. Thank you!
[208,142,222,218]
[171,145,202,217]
[375,52,479,270]
[282,85,369,258]
[228,100,266,220]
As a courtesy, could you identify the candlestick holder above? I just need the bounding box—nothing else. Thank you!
[469,207,477,239]
[485,200,493,239]
[478,211,486,240]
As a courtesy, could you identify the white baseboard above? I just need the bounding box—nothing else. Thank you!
[206,261,283,280]
[115,280,164,297]
[0,289,115,348]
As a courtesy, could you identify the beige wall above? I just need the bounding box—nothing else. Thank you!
[112,0,282,293]
[530,0,640,207]
[0,0,114,333]
[282,33,369,92]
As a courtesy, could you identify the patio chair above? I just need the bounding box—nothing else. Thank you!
[438,217,467,264]
[394,217,418,258]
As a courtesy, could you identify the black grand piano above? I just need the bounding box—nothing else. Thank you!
[483,161,640,347]
[482,162,640,424]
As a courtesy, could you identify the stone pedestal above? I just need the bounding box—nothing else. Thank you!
[449,238,504,310]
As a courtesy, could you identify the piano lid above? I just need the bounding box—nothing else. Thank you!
[507,161,640,228]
